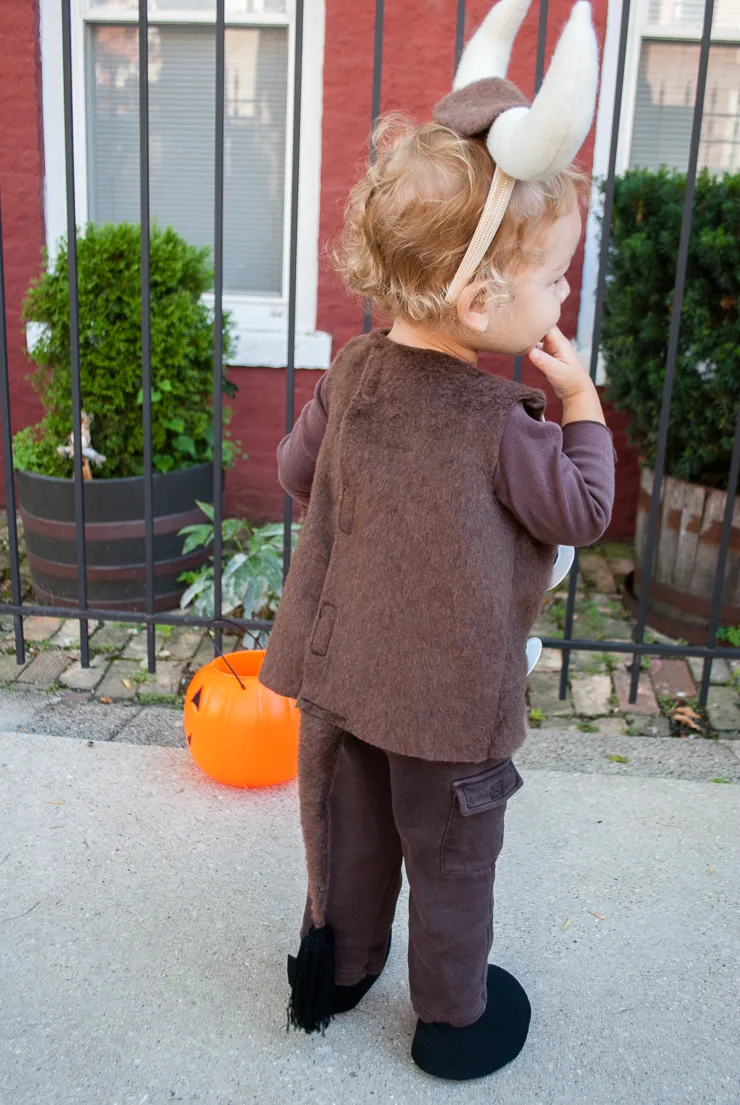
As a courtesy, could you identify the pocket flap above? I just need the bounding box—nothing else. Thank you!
[452,759,523,817]
[310,602,337,657]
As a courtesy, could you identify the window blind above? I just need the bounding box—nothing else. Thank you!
[630,41,740,172]
[87,23,288,295]
[86,2,287,16]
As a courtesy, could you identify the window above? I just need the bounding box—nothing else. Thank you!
[38,0,331,368]
[88,20,288,295]
[577,0,740,377]
[628,0,740,173]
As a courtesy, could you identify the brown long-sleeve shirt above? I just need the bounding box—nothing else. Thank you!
[278,368,615,549]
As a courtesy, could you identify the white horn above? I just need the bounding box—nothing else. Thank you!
[453,0,531,91]
[487,1,599,180]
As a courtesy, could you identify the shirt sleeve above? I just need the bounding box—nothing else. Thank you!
[493,401,616,547]
[276,370,330,508]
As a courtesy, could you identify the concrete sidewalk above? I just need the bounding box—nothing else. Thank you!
[1,723,739,1105]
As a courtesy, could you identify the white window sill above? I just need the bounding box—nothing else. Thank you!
[229,327,332,369]
[26,322,333,371]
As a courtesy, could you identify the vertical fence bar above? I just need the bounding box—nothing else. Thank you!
[513,0,549,385]
[559,0,632,699]
[0,194,25,663]
[61,0,89,667]
[628,0,716,702]
[534,0,548,91]
[213,0,225,650]
[282,0,306,581]
[454,0,466,70]
[139,0,156,672]
[699,404,740,705]
[362,0,385,335]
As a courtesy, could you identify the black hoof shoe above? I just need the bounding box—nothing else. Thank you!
[411,964,531,1081]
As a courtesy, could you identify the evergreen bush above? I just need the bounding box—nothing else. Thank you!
[15,222,237,479]
[601,167,740,490]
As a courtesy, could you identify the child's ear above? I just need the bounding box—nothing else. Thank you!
[456,280,490,334]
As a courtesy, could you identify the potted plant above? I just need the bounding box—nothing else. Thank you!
[14,221,237,612]
[601,167,740,642]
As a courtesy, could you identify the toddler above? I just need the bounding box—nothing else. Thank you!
[259,0,614,1081]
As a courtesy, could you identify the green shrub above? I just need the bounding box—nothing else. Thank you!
[601,168,740,490]
[17,222,237,478]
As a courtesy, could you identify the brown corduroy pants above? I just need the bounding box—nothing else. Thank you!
[297,713,524,1028]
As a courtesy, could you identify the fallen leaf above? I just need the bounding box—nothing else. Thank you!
[121,679,133,691]
[671,706,701,731]
[606,753,629,764]
[707,865,716,875]
[99,696,112,704]
[671,704,700,721]
[589,911,606,920]
[561,918,572,932]
[46,801,65,805]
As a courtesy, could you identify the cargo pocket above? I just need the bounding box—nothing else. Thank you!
[310,603,337,657]
[440,759,523,875]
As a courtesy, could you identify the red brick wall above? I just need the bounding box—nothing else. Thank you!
[1,0,638,539]
[0,0,46,500]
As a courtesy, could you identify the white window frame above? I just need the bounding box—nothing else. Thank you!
[37,0,332,369]
[576,0,740,383]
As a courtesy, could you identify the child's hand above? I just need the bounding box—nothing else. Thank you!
[527,326,592,402]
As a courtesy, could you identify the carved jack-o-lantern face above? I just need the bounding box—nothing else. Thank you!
[183,650,299,788]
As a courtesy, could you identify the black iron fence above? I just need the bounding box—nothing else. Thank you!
[1,0,739,707]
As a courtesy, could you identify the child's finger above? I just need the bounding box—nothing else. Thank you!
[541,326,571,359]
[528,345,560,375]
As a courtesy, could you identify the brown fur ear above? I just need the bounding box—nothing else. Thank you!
[433,77,530,139]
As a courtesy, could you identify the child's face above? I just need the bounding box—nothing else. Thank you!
[463,207,583,357]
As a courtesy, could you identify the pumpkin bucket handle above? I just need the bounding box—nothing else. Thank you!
[205,617,250,690]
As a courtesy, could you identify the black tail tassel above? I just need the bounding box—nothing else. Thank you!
[287,924,336,1034]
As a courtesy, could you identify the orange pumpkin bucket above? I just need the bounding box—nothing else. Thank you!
[183,650,299,788]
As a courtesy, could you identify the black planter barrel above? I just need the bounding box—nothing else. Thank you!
[16,463,214,612]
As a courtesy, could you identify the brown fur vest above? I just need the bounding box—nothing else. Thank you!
[259,329,555,763]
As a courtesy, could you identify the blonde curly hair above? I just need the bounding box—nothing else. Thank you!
[333,113,590,328]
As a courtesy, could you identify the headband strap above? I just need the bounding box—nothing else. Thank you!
[444,165,516,306]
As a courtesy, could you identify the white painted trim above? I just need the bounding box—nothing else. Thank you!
[575,0,633,385]
[229,327,332,368]
[38,0,331,369]
[26,318,331,369]
[576,0,668,381]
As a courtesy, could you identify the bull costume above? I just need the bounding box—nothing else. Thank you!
[258,0,612,1080]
